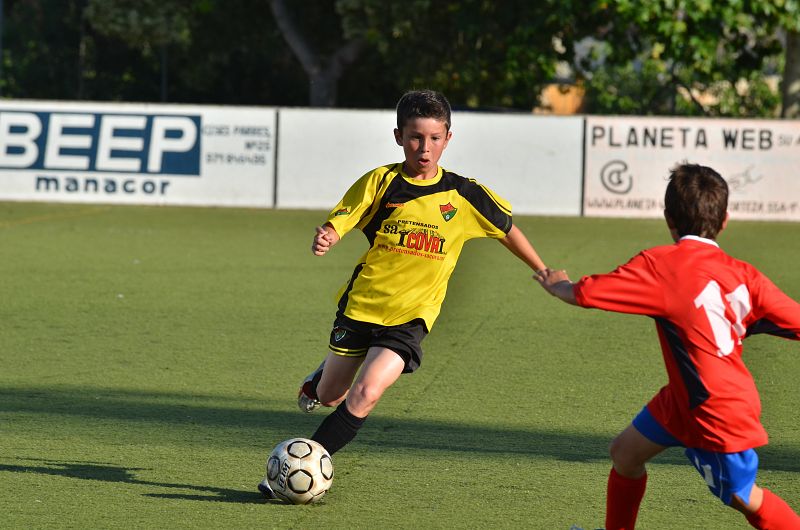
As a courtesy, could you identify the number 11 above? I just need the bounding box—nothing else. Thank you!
[694,281,751,357]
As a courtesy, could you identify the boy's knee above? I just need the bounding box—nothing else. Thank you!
[346,383,383,415]
[609,436,645,477]
[608,435,623,463]
[608,441,626,471]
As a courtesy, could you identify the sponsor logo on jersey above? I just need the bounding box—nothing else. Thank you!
[385,202,404,208]
[333,327,347,342]
[380,219,447,260]
[334,207,350,216]
[439,202,457,222]
[397,228,446,254]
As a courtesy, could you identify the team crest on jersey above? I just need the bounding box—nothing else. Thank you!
[334,207,350,216]
[439,202,457,222]
[333,327,347,342]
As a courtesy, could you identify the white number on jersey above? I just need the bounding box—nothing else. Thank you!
[694,281,751,357]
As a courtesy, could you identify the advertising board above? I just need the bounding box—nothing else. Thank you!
[0,100,276,207]
[584,116,800,221]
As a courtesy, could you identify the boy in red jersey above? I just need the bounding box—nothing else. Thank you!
[538,163,800,530]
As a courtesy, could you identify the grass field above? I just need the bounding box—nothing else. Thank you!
[1,201,798,529]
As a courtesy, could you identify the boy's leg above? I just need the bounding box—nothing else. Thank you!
[315,352,364,406]
[341,346,405,417]
[298,349,367,412]
[262,353,365,497]
[687,447,800,529]
[311,346,404,455]
[740,487,800,529]
[300,316,374,412]
[606,423,668,530]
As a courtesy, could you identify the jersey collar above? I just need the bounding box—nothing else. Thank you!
[679,235,719,248]
[399,165,443,186]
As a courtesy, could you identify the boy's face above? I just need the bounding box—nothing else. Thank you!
[394,117,452,179]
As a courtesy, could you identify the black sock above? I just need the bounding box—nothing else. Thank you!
[311,401,366,456]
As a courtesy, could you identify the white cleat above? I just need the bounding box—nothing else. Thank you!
[257,477,275,499]
[297,361,325,413]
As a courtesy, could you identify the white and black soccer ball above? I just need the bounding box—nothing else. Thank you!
[265,438,333,504]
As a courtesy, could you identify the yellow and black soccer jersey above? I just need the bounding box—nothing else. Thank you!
[325,163,512,331]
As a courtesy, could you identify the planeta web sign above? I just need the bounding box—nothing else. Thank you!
[584,116,800,221]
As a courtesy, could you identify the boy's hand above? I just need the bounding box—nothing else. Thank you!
[534,268,578,305]
[537,268,571,287]
[311,225,339,256]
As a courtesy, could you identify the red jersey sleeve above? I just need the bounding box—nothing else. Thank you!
[574,251,665,317]
[746,269,800,340]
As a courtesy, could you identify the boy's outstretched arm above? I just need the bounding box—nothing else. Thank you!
[536,268,578,305]
[499,224,547,273]
[311,223,341,256]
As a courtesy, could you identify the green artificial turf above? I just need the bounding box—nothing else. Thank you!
[1,202,797,529]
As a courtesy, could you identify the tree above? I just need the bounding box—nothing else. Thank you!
[166,1,306,106]
[2,0,87,99]
[782,31,800,118]
[575,0,800,117]
[8,0,800,117]
[268,0,365,107]
[84,0,196,102]
[336,0,595,110]
[77,0,305,105]
[265,0,604,110]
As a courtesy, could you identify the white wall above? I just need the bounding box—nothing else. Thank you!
[276,108,398,210]
[444,112,583,216]
[2,99,799,221]
[276,108,584,216]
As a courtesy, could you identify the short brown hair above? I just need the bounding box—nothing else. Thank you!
[664,163,728,239]
[396,90,451,131]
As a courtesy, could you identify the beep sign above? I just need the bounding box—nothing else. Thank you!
[0,101,275,207]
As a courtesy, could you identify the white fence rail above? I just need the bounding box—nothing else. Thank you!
[1,100,798,221]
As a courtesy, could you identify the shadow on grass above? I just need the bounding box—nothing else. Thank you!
[1,385,799,476]
[0,458,269,504]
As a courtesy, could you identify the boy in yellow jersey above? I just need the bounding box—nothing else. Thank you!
[260,89,547,497]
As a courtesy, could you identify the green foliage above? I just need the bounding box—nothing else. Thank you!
[0,0,796,114]
[84,0,195,52]
[1,1,86,98]
[167,1,307,105]
[689,72,783,117]
[1,0,308,104]
[337,0,594,109]
[584,55,675,115]
[581,0,793,116]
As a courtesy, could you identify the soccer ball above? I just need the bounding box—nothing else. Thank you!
[265,438,334,504]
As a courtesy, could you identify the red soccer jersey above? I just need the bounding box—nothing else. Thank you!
[574,236,800,452]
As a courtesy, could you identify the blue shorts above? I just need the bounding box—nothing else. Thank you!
[632,406,759,506]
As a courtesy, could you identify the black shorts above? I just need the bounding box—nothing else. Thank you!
[328,315,428,373]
